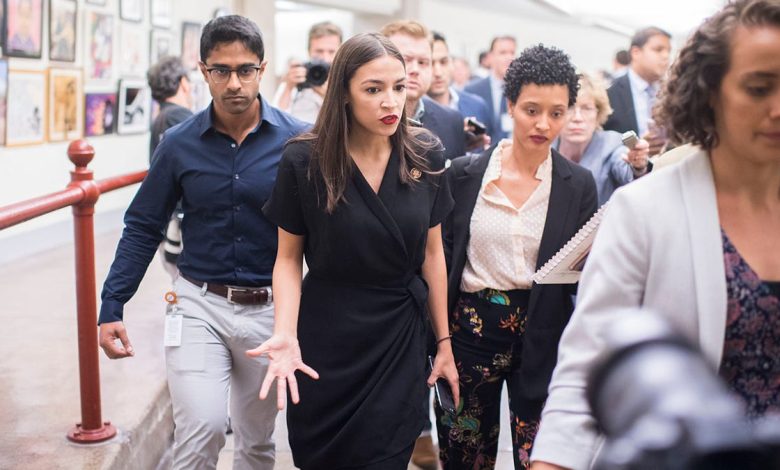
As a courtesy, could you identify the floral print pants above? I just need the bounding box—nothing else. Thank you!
[436,289,544,470]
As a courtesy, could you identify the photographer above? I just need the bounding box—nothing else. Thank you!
[273,21,342,123]
[531,1,780,468]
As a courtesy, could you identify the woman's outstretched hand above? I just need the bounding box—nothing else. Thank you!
[246,334,319,410]
[428,347,460,411]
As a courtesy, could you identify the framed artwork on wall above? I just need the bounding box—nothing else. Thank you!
[48,68,83,142]
[85,92,116,136]
[6,69,47,146]
[119,23,147,76]
[0,60,8,146]
[150,29,174,65]
[0,0,7,56]
[120,0,143,22]
[117,79,150,134]
[150,0,172,29]
[181,22,202,71]
[49,0,77,62]
[85,11,113,81]
[5,0,43,59]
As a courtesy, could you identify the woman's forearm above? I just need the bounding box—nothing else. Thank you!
[271,230,304,336]
[422,224,451,342]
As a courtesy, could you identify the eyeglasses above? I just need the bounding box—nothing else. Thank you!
[569,104,598,117]
[204,65,262,83]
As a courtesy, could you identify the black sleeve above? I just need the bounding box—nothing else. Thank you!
[567,169,599,296]
[428,150,455,228]
[262,145,308,236]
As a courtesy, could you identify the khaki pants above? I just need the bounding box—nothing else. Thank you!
[166,276,277,470]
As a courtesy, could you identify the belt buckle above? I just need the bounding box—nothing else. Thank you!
[226,286,242,304]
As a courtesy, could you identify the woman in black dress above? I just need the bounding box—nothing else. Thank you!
[248,32,460,469]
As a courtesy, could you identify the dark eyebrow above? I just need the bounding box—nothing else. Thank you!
[360,77,407,85]
[207,62,259,68]
[743,71,777,80]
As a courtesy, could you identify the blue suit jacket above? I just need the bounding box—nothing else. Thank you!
[421,96,466,160]
[603,74,639,134]
[455,90,491,134]
[464,76,507,144]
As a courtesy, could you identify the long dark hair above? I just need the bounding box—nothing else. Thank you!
[290,32,436,213]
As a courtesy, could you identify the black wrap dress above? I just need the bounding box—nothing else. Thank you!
[262,140,453,469]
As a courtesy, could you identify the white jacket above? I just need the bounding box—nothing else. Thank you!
[531,150,728,469]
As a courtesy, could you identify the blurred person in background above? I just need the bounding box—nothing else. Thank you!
[603,27,672,156]
[466,35,517,145]
[273,21,342,123]
[531,1,780,468]
[451,56,472,91]
[428,31,491,152]
[556,73,650,205]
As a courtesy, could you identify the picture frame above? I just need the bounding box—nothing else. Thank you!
[0,0,7,56]
[85,0,107,5]
[49,0,77,62]
[85,11,113,81]
[188,72,211,112]
[181,22,202,71]
[5,69,47,147]
[0,60,8,146]
[48,68,83,142]
[150,0,172,29]
[4,0,43,59]
[150,29,174,65]
[119,23,147,77]
[117,79,150,134]
[84,92,117,137]
[120,0,143,22]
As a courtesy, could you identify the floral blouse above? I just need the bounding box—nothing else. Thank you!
[719,231,780,418]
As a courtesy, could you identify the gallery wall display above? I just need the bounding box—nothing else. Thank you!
[151,0,172,29]
[48,68,84,142]
[85,11,113,81]
[0,0,7,56]
[181,22,202,71]
[150,29,174,65]
[0,60,8,146]
[119,23,148,76]
[120,0,143,22]
[6,69,47,146]
[49,0,78,62]
[5,0,44,59]
[85,92,117,137]
[117,79,150,134]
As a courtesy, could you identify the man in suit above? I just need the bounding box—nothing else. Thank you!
[603,27,671,155]
[464,35,516,145]
[428,31,491,152]
[382,21,466,161]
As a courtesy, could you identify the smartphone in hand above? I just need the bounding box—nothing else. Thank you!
[428,355,456,414]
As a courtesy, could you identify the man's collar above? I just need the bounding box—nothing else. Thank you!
[411,98,425,121]
[198,95,278,136]
[628,68,655,92]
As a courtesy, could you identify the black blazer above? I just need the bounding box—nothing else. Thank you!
[603,74,639,134]
[443,146,598,400]
[421,97,466,160]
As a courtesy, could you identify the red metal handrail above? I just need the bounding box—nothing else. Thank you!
[0,139,148,444]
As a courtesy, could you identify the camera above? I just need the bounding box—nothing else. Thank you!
[298,59,330,90]
[587,311,780,470]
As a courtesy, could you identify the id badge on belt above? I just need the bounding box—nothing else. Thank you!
[164,291,182,347]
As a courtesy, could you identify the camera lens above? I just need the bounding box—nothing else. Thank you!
[304,60,330,88]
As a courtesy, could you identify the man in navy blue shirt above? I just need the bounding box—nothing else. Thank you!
[98,16,307,470]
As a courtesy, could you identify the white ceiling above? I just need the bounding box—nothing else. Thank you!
[445,0,726,37]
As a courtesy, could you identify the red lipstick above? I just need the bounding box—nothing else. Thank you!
[380,115,399,125]
[530,135,548,144]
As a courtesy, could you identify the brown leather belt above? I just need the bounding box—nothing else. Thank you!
[181,274,272,305]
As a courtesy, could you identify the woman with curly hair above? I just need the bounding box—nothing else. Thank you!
[531,1,780,468]
[437,44,598,469]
